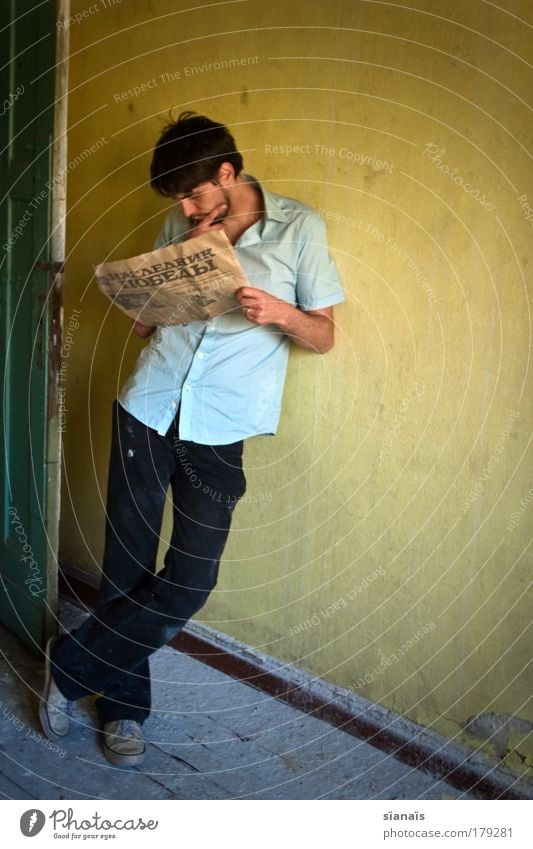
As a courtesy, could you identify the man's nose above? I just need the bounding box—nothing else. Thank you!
[181,198,196,218]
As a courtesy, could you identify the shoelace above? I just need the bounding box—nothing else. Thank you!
[116,719,142,739]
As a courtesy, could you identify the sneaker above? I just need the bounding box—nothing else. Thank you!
[102,719,145,767]
[39,636,71,739]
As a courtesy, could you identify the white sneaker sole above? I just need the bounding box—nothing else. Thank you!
[38,636,70,740]
[102,737,145,767]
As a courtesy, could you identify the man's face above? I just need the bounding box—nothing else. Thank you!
[176,178,230,226]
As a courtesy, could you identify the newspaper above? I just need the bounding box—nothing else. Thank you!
[94,229,248,325]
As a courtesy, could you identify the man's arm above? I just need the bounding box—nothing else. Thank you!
[234,208,341,353]
[236,287,334,354]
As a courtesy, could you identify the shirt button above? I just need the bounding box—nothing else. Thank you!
[197,352,204,359]
[184,385,190,391]
[171,401,177,408]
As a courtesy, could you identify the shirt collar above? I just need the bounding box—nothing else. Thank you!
[238,175,288,245]
[246,175,289,224]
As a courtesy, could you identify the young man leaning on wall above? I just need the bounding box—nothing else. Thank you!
[39,112,344,766]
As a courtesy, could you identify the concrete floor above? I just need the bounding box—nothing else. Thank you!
[0,600,473,800]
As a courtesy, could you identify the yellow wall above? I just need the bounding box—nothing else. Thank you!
[60,0,532,773]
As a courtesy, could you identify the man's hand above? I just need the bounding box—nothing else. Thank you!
[236,287,292,327]
[132,320,156,339]
[187,202,228,239]
[236,287,335,353]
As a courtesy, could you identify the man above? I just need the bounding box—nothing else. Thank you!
[40,112,344,766]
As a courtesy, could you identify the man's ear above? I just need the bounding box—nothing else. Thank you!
[216,162,236,184]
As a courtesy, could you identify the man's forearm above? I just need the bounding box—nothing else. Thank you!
[276,306,334,354]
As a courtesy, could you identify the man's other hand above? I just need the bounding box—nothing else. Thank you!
[236,287,291,326]
[132,320,156,339]
[235,287,335,354]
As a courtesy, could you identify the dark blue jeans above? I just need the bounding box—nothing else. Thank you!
[52,401,246,724]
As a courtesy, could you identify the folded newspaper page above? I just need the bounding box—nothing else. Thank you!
[94,230,248,325]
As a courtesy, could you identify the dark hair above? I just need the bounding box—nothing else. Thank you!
[150,111,244,197]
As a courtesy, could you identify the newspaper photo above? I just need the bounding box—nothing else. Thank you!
[94,229,249,326]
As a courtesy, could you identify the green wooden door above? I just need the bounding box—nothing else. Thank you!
[0,1,63,651]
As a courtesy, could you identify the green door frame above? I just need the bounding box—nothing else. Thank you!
[0,0,69,652]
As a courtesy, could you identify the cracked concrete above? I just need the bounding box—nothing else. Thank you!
[462,713,533,761]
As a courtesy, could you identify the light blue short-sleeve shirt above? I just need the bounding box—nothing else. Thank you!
[118,178,344,444]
